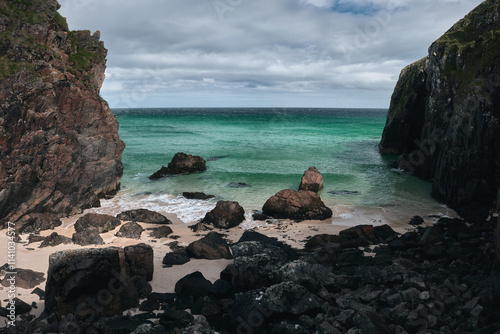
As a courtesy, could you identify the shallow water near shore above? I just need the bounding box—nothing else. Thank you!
[110,108,457,225]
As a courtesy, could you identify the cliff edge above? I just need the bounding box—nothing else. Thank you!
[379,0,500,221]
[0,0,124,231]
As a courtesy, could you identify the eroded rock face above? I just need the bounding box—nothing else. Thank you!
[299,167,324,192]
[0,0,124,229]
[262,189,332,221]
[379,0,500,221]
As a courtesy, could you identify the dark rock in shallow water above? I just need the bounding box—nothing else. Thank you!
[328,190,361,196]
[74,213,121,234]
[149,152,206,179]
[149,226,174,238]
[263,189,333,221]
[39,232,73,248]
[186,232,233,260]
[116,221,144,239]
[1,268,45,289]
[117,209,172,224]
[227,182,252,188]
[163,250,190,267]
[252,212,270,221]
[182,192,215,200]
[299,166,324,192]
[207,155,228,161]
[201,200,245,229]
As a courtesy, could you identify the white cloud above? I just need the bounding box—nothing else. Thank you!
[58,0,483,108]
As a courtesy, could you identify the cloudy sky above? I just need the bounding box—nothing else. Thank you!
[58,0,482,108]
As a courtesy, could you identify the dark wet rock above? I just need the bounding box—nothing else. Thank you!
[180,315,217,334]
[201,200,245,229]
[117,209,172,224]
[189,222,213,232]
[159,309,195,330]
[74,213,121,234]
[162,251,190,267]
[12,298,32,315]
[45,247,140,320]
[71,230,105,246]
[175,271,213,299]
[115,221,144,239]
[124,243,154,281]
[148,226,173,238]
[299,166,324,192]
[186,232,232,260]
[418,226,444,246]
[328,190,361,196]
[353,311,390,334]
[182,192,215,200]
[261,282,323,315]
[149,152,206,179]
[262,189,333,221]
[39,232,72,248]
[227,182,252,188]
[305,224,397,249]
[132,276,153,299]
[1,268,45,289]
[252,212,270,221]
[31,287,45,300]
[277,260,337,292]
[90,315,153,333]
[409,215,424,226]
[237,230,297,259]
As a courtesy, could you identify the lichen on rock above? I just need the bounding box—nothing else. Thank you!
[0,0,124,230]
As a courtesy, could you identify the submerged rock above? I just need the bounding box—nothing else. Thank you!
[262,189,332,221]
[299,167,324,192]
[149,152,206,179]
[182,192,215,200]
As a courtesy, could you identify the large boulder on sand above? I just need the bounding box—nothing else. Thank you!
[149,152,206,179]
[201,201,245,229]
[74,213,121,234]
[262,189,332,221]
[186,232,233,260]
[116,209,171,224]
[299,167,324,192]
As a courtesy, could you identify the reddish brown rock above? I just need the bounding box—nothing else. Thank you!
[262,189,332,221]
[149,152,206,179]
[299,167,324,192]
[0,0,124,229]
[201,201,245,229]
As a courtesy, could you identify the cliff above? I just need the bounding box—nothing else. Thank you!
[0,0,124,231]
[379,0,500,222]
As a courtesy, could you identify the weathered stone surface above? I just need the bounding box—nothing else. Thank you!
[116,221,144,239]
[72,231,105,246]
[149,226,173,239]
[1,268,45,289]
[379,0,500,221]
[299,167,324,192]
[0,0,124,228]
[74,213,121,234]
[117,209,171,225]
[124,243,154,281]
[201,200,245,229]
[39,232,73,248]
[262,189,332,221]
[149,152,206,179]
[186,232,232,260]
[45,247,139,320]
[16,213,62,234]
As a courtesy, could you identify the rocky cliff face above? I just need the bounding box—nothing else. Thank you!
[379,0,500,221]
[0,0,124,231]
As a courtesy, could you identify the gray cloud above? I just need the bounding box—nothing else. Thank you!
[58,0,482,108]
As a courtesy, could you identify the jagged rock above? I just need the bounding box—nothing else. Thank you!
[72,230,105,246]
[162,251,190,267]
[116,221,144,239]
[237,230,297,259]
[117,209,172,224]
[0,268,45,289]
[277,260,337,292]
[149,152,206,179]
[16,213,62,234]
[39,232,73,248]
[182,192,215,200]
[299,166,324,192]
[124,243,154,281]
[45,247,140,320]
[378,0,500,221]
[262,189,332,221]
[0,0,124,228]
[74,213,121,234]
[149,226,173,238]
[186,232,232,260]
[201,200,245,229]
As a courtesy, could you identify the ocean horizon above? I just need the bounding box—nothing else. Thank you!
[99,107,457,226]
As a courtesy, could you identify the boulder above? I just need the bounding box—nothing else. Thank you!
[117,209,172,225]
[1,268,45,289]
[162,251,190,267]
[116,222,144,239]
[299,167,324,192]
[74,213,121,234]
[262,189,332,221]
[16,213,62,234]
[148,226,173,239]
[39,232,73,248]
[72,231,105,246]
[183,192,215,200]
[201,201,245,229]
[186,232,233,260]
[44,247,139,320]
[149,152,206,179]
[124,244,154,281]
[174,271,213,298]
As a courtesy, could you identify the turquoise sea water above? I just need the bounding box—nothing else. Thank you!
[108,108,455,225]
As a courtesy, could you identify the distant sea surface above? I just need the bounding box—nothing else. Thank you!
[104,108,455,225]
